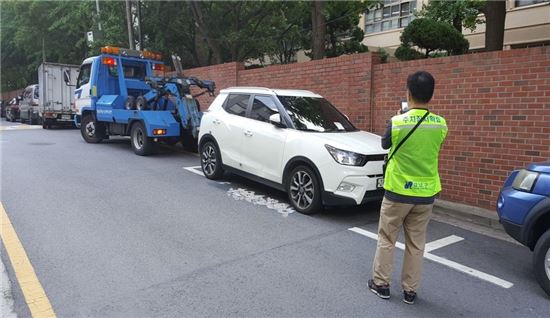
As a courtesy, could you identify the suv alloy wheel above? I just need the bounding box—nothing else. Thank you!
[287,166,322,214]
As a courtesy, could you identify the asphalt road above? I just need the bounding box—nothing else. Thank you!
[1,119,548,317]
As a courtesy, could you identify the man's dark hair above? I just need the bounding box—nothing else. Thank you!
[407,71,435,104]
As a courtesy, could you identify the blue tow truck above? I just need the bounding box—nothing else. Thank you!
[73,46,215,155]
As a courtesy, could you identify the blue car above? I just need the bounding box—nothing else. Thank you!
[497,162,550,297]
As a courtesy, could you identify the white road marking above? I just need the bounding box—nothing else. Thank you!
[183,166,205,177]
[424,235,464,252]
[349,227,514,289]
[182,166,295,216]
[227,188,295,217]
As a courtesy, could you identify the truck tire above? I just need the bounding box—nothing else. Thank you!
[81,114,105,143]
[286,165,322,215]
[200,141,223,180]
[125,96,136,110]
[131,121,155,156]
[534,229,550,297]
[135,96,148,111]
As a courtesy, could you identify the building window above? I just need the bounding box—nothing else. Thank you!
[515,0,549,7]
[365,0,417,35]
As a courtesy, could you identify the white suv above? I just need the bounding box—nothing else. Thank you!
[198,87,387,214]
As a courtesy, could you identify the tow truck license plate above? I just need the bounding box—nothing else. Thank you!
[376,178,384,188]
[62,115,71,120]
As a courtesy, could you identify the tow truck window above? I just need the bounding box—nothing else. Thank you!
[108,63,146,80]
[33,87,39,99]
[76,64,91,89]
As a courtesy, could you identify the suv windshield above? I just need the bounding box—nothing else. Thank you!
[278,96,357,132]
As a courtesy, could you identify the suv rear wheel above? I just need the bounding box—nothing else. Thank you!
[200,141,223,179]
[287,165,322,215]
[534,229,550,297]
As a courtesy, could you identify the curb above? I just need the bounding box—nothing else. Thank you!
[433,199,502,230]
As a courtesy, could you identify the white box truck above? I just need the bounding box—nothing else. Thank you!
[38,62,79,129]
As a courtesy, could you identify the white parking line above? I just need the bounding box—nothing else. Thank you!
[425,235,464,252]
[183,166,204,177]
[349,227,514,289]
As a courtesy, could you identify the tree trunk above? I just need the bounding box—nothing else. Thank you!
[452,14,462,33]
[482,1,506,52]
[190,1,223,64]
[311,1,325,60]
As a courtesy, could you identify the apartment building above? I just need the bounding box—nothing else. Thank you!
[360,0,550,54]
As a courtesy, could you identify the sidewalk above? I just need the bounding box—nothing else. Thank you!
[1,258,17,318]
[432,199,517,244]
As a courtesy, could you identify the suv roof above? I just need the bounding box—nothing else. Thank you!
[220,87,322,98]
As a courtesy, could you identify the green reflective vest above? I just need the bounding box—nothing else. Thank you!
[384,108,448,197]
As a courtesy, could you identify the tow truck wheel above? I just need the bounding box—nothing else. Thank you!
[200,141,223,180]
[135,96,148,111]
[534,229,550,297]
[131,122,154,156]
[80,114,105,143]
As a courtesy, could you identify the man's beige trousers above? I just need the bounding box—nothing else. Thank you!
[372,197,433,292]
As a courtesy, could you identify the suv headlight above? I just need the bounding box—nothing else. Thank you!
[325,144,366,166]
[512,169,539,192]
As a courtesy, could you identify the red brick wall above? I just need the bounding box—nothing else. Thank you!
[372,47,550,209]
[185,47,550,210]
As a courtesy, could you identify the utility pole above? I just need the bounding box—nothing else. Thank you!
[137,0,143,50]
[125,0,134,49]
[95,0,102,31]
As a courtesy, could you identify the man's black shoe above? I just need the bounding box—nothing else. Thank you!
[403,290,416,304]
[368,279,390,299]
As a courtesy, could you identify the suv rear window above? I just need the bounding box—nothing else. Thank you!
[223,94,249,117]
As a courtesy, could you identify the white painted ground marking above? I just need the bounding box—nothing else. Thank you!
[183,166,205,177]
[349,227,514,289]
[227,188,295,217]
[424,235,464,252]
[182,166,295,216]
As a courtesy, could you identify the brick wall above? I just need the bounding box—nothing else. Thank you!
[184,46,550,210]
[372,47,550,209]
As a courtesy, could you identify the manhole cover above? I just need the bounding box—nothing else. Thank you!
[28,142,55,146]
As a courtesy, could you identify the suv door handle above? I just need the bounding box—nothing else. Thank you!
[213,119,221,125]
[244,130,253,137]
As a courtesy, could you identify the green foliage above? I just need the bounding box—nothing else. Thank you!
[418,0,486,32]
[376,47,389,63]
[398,18,469,60]
[394,45,424,61]
[1,0,380,91]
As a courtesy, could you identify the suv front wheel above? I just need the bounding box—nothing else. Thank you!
[534,229,550,296]
[287,166,322,215]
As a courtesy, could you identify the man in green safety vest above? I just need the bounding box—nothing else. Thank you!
[368,71,448,305]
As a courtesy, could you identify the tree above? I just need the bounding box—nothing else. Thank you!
[480,1,506,52]
[310,1,326,60]
[419,0,507,52]
[419,0,486,33]
[397,18,469,60]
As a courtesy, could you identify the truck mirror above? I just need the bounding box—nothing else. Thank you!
[63,70,71,85]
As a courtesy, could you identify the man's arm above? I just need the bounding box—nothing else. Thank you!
[381,120,392,150]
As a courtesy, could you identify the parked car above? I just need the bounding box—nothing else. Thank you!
[5,96,22,122]
[199,87,386,214]
[19,84,40,124]
[497,162,550,297]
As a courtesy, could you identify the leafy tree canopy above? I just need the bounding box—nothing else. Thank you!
[397,18,469,60]
[418,0,486,33]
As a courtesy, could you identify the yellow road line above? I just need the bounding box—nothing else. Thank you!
[0,202,56,318]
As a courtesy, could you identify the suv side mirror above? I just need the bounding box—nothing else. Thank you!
[269,113,285,128]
